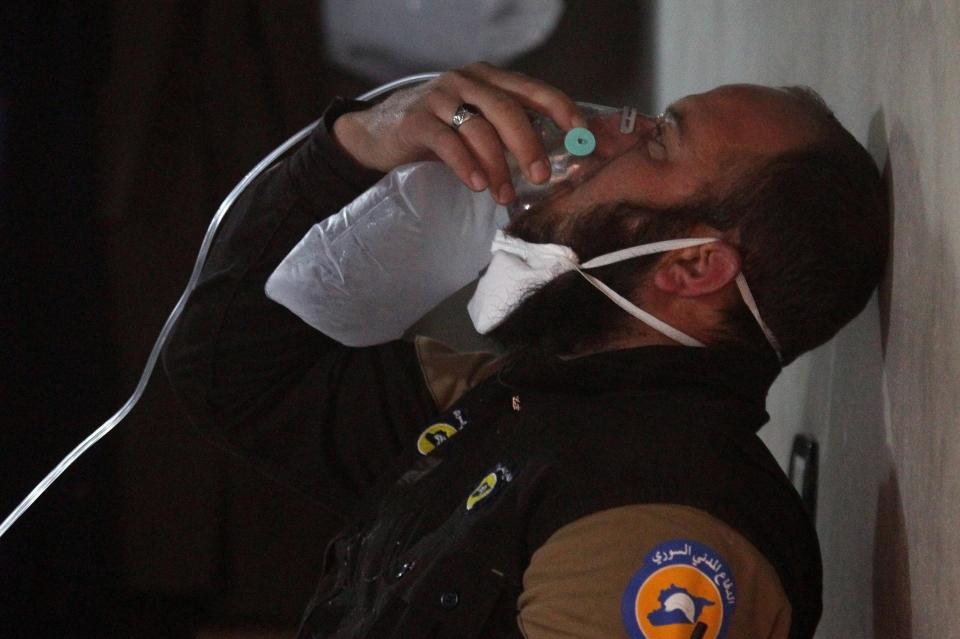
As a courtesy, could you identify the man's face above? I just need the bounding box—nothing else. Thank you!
[492,84,824,354]
[508,84,822,247]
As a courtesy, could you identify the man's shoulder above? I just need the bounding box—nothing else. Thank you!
[518,504,793,639]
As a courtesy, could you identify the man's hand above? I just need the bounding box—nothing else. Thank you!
[332,62,584,204]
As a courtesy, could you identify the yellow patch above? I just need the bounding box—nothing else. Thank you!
[416,422,459,455]
[465,472,499,511]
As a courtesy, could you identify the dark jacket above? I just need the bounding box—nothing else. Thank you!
[162,100,822,638]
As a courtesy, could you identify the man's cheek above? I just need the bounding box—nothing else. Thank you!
[504,207,566,245]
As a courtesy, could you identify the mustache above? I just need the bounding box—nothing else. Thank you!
[504,199,704,262]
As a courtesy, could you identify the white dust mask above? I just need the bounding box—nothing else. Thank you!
[467,230,782,359]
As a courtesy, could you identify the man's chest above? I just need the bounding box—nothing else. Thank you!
[302,382,545,638]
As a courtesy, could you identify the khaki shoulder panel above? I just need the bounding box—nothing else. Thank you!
[414,336,507,411]
[518,504,791,639]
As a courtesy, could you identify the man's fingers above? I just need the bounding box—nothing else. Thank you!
[455,118,515,203]
[428,93,514,203]
[438,70,547,185]
[461,62,585,130]
[410,113,489,194]
[349,63,579,196]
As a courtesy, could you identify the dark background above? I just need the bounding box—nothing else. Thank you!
[0,2,650,637]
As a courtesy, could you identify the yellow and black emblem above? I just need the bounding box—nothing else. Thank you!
[465,464,513,511]
[416,422,459,456]
[465,473,498,511]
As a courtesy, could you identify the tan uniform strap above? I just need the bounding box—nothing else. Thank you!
[414,336,507,411]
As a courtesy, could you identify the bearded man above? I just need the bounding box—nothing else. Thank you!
[163,62,887,638]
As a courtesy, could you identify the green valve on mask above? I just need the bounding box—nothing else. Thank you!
[564,127,596,156]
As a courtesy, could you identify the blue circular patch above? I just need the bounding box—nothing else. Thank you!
[621,539,736,639]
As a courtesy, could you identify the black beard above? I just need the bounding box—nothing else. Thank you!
[489,200,703,355]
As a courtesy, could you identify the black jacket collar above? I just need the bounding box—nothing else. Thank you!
[499,345,781,427]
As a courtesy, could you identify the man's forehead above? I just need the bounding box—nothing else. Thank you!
[672,84,797,114]
[668,84,819,156]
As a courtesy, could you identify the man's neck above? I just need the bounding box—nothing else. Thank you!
[566,326,681,359]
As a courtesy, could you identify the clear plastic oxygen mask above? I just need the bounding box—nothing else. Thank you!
[506,103,640,218]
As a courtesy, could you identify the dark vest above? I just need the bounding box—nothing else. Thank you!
[298,346,822,639]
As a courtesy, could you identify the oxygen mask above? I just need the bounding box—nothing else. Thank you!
[506,103,640,219]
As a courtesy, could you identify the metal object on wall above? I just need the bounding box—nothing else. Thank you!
[788,434,819,521]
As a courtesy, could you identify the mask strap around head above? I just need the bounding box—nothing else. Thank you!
[580,238,718,269]
[735,273,783,363]
[578,237,784,360]
[574,238,719,348]
[574,269,706,347]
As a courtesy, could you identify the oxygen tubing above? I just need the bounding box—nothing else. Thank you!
[0,72,442,541]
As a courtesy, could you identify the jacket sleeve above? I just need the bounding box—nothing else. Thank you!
[161,99,438,515]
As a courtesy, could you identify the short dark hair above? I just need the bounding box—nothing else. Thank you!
[712,87,888,364]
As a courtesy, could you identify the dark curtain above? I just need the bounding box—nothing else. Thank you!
[2,2,366,637]
[0,2,649,637]
[1,3,116,638]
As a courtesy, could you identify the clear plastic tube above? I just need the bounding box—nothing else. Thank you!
[0,72,442,541]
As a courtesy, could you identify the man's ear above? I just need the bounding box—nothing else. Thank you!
[652,241,742,298]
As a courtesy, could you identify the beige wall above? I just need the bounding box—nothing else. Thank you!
[649,1,959,637]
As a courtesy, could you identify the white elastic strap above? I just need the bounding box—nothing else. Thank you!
[580,237,716,269]
[576,238,716,347]
[735,273,783,362]
[579,236,782,358]
[574,268,706,347]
